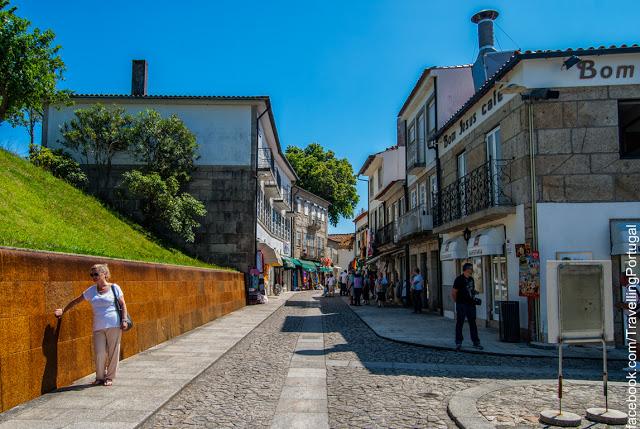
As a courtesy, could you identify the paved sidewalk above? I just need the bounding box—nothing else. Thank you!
[346,297,627,360]
[271,293,328,429]
[0,293,293,429]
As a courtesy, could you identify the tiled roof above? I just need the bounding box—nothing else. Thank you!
[433,44,640,140]
[72,94,269,100]
[328,233,355,249]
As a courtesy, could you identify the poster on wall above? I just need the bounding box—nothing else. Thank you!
[517,243,540,298]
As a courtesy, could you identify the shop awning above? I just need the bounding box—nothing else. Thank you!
[298,259,317,272]
[467,227,505,257]
[320,266,332,273]
[257,242,282,266]
[281,256,301,269]
[611,220,639,255]
[440,236,468,261]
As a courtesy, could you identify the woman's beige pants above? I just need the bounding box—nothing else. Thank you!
[93,327,122,380]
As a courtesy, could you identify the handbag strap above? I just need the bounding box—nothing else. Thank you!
[111,285,122,324]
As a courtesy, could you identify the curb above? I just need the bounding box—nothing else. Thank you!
[447,379,628,429]
[343,297,626,361]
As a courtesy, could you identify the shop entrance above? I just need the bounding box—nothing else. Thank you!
[490,255,508,321]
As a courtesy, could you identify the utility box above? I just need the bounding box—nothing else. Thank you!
[546,260,613,344]
[499,301,521,342]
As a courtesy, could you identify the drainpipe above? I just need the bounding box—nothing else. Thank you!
[526,99,540,342]
[432,76,445,316]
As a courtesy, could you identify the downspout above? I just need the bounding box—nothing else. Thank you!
[432,76,444,316]
[527,99,540,342]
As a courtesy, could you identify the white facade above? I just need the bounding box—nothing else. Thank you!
[45,99,254,166]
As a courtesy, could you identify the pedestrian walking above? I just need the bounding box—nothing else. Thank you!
[54,264,130,386]
[363,273,371,305]
[452,263,483,350]
[376,272,388,308]
[411,268,424,314]
[340,270,348,296]
[327,273,336,297]
[352,271,363,305]
[348,269,355,304]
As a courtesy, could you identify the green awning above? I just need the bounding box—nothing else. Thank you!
[281,256,300,269]
[299,259,317,272]
[320,267,332,273]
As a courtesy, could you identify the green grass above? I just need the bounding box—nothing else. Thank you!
[0,149,226,270]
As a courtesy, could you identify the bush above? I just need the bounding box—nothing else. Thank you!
[121,170,206,243]
[28,145,88,188]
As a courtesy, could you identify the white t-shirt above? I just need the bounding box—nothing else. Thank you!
[340,272,348,283]
[328,277,336,287]
[83,284,124,331]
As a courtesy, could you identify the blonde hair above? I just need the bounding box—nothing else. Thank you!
[91,264,111,280]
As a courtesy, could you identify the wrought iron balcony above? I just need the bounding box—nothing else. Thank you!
[432,159,513,228]
[374,222,396,246]
[396,203,433,240]
[307,218,322,232]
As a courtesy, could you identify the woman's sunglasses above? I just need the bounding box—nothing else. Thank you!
[90,272,100,278]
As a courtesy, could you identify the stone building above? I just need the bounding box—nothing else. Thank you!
[291,185,330,262]
[43,60,298,275]
[430,11,640,343]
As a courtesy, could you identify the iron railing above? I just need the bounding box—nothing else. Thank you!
[375,222,396,246]
[432,159,512,227]
[258,147,275,173]
[396,203,433,239]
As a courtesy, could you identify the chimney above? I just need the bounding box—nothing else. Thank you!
[131,60,148,96]
[470,10,500,91]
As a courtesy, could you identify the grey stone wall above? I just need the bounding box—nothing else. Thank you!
[82,164,257,272]
[437,83,640,241]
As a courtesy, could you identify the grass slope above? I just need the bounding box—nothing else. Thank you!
[0,149,221,269]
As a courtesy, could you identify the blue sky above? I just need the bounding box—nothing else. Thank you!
[1,0,638,233]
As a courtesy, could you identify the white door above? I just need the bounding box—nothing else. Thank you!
[490,256,508,320]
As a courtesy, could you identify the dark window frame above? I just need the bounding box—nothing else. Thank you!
[618,99,640,159]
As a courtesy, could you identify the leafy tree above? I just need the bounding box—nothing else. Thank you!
[286,143,358,226]
[128,109,198,185]
[60,104,132,195]
[0,1,67,125]
[29,144,88,188]
[120,171,206,243]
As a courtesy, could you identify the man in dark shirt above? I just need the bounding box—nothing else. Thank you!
[452,263,482,351]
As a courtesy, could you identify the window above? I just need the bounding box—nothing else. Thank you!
[393,201,399,220]
[378,206,384,227]
[408,121,416,167]
[429,174,438,212]
[304,203,309,215]
[419,182,427,208]
[369,178,374,197]
[427,98,436,135]
[410,188,418,210]
[619,100,640,158]
[296,232,301,247]
[417,110,425,164]
[297,199,302,213]
[387,205,393,223]
[377,166,384,190]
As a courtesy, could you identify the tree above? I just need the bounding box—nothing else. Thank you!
[286,143,359,226]
[128,109,199,185]
[120,171,206,243]
[60,104,132,196]
[120,110,205,243]
[0,1,67,125]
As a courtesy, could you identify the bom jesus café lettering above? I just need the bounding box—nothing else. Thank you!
[438,55,639,153]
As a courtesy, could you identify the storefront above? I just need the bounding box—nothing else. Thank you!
[440,235,468,318]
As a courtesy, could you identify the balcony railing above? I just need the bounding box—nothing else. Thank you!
[375,222,396,246]
[258,147,275,173]
[397,203,433,240]
[307,218,322,231]
[432,159,513,227]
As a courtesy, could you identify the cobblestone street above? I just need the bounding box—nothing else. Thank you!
[141,292,626,429]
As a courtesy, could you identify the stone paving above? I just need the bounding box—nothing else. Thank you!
[2,290,630,429]
[476,382,628,428]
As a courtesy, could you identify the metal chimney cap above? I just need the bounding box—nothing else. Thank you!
[471,9,499,23]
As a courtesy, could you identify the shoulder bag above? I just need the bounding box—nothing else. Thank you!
[112,285,133,331]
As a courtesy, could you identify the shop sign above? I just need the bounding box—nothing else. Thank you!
[517,243,540,298]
